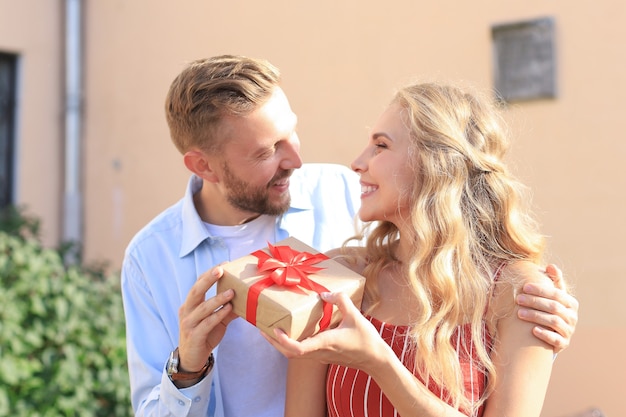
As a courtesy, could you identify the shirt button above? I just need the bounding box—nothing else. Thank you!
[194,396,202,402]
[178,400,185,406]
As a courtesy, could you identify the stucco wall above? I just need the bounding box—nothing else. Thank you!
[83,3,626,415]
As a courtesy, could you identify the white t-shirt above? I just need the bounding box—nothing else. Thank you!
[204,215,286,417]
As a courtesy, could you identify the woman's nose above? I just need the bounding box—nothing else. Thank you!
[350,148,368,173]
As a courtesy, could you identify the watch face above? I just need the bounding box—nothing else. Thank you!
[167,348,179,375]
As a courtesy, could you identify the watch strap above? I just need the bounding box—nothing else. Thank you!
[167,347,214,381]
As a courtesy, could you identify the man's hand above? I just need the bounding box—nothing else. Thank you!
[517,264,579,353]
[176,266,236,387]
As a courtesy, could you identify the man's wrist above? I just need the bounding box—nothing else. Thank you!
[166,347,214,388]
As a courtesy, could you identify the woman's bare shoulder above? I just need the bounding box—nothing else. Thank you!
[499,260,552,287]
[489,260,552,320]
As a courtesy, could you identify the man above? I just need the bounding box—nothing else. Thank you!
[121,55,578,417]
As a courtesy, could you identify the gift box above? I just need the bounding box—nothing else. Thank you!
[217,237,366,341]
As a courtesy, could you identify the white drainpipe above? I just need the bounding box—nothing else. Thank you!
[63,0,83,252]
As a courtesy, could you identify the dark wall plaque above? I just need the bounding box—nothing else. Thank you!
[492,17,557,102]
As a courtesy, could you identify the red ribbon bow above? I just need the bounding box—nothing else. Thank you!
[246,243,333,333]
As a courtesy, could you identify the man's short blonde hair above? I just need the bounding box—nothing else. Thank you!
[165,55,281,153]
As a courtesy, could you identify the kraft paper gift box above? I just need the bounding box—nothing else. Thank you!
[217,237,366,341]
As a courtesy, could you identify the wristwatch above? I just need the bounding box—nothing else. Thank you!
[166,347,214,381]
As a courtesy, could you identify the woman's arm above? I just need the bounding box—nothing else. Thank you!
[285,359,328,417]
[267,292,469,417]
[365,340,470,416]
[270,268,556,417]
[482,261,555,417]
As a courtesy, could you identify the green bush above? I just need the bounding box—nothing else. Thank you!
[0,207,132,416]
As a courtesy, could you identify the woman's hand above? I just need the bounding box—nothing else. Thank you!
[263,292,388,372]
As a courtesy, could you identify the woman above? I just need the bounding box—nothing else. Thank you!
[269,82,563,416]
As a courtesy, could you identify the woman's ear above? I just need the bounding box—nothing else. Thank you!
[183,150,219,183]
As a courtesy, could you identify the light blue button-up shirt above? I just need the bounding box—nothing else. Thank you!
[121,163,362,417]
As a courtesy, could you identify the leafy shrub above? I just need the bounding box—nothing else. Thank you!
[0,207,132,416]
[0,204,40,240]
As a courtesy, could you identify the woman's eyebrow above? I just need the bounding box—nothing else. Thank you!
[372,132,393,141]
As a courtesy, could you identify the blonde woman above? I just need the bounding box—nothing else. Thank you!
[268,82,572,417]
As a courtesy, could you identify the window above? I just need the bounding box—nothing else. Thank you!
[0,53,17,209]
[492,17,557,102]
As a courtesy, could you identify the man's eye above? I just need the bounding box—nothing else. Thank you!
[257,148,276,160]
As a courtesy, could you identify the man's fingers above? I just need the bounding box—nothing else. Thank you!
[177,269,234,372]
[180,266,225,314]
[208,295,234,323]
[519,284,579,316]
[544,264,565,289]
[522,282,558,299]
[518,306,575,354]
[180,287,234,334]
[539,264,579,322]
[518,308,565,334]
[521,283,571,308]
[220,309,238,327]
[518,291,578,333]
[531,325,568,353]
[202,303,234,347]
[198,266,225,290]
[199,288,235,324]
[518,290,564,314]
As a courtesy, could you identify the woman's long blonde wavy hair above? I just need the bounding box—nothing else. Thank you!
[360,83,546,414]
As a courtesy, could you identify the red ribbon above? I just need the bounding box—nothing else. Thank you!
[246,243,333,333]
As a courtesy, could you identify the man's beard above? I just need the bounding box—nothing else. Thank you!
[222,162,292,216]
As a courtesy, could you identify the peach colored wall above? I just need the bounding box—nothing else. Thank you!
[85,2,626,416]
[0,0,63,246]
[3,0,624,415]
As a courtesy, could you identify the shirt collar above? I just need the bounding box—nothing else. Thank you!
[179,175,212,258]
[179,174,313,257]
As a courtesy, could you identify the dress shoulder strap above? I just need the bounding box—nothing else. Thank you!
[493,262,506,283]
[485,262,507,314]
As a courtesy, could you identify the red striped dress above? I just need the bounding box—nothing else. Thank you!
[326,315,491,417]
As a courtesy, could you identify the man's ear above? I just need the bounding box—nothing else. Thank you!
[183,150,220,183]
